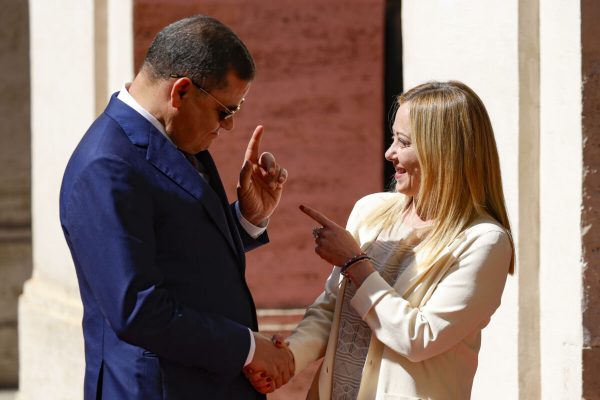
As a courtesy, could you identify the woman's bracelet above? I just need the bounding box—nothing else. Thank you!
[340,252,371,276]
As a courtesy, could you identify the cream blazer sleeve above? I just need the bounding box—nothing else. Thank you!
[286,267,340,372]
[286,193,395,372]
[350,226,512,362]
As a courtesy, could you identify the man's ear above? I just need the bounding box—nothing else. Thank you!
[170,77,193,108]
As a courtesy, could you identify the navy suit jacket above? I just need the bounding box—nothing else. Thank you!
[60,94,267,399]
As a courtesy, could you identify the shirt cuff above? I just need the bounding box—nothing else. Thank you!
[235,202,268,239]
[350,271,395,319]
[244,328,256,367]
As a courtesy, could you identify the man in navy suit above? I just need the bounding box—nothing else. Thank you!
[59,15,293,399]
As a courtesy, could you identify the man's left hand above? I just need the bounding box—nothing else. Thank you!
[238,125,288,226]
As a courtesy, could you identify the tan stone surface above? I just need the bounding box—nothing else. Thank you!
[0,243,32,322]
[17,0,136,397]
[517,1,541,398]
[18,279,84,399]
[0,0,30,197]
[0,328,17,388]
[0,243,31,387]
[0,0,31,388]
[0,390,16,400]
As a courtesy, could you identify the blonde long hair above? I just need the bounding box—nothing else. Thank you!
[367,81,514,274]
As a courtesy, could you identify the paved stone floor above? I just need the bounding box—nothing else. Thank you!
[0,390,16,400]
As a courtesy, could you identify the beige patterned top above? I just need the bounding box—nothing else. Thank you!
[331,222,428,400]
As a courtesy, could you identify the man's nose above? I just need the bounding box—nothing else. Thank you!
[220,117,234,131]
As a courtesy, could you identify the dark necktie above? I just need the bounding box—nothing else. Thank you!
[183,150,245,264]
[181,151,213,188]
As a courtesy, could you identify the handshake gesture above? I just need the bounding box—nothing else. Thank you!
[244,332,294,394]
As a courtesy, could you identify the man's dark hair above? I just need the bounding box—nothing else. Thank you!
[143,15,255,90]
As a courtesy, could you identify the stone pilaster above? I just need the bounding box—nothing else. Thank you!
[0,0,31,388]
[517,0,541,398]
[539,0,583,398]
[18,0,132,398]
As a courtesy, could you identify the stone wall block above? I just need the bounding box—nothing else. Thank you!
[0,241,32,386]
[18,279,84,399]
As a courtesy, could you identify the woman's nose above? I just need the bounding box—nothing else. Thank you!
[384,145,394,161]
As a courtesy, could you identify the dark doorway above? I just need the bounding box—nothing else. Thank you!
[383,0,402,189]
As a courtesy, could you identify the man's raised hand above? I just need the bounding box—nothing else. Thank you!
[237,126,288,226]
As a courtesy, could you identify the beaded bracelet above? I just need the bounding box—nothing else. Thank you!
[340,252,371,276]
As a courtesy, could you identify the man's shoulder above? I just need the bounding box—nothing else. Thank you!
[60,110,147,195]
[78,109,142,161]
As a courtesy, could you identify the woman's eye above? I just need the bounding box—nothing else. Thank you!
[391,135,411,148]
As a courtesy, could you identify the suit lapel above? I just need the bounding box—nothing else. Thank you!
[196,151,245,266]
[104,95,243,264]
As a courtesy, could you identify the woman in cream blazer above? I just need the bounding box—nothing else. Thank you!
[291,193,512,399]
[250,81,514,399]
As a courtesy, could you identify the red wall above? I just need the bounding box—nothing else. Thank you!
[134,1,385,396]
[134,0,385,308]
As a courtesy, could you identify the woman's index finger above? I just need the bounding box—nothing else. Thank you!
[299,204,334,227]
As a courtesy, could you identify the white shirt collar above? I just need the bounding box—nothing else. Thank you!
[117,83,172,142]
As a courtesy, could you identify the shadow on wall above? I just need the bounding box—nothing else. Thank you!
[0,0,33,389]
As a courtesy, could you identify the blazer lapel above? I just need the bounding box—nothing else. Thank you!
[394,233,466,304]
[105,95,241,262]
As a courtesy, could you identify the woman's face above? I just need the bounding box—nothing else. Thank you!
[385,102,421,197]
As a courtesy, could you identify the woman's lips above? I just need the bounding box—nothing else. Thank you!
[395,167,407,180]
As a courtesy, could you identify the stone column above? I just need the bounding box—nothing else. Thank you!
[539,0,583,398]
[517,0,541,398]
[18,0,132,398]
[0,0,31,388]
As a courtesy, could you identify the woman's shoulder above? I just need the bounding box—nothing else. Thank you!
[462,214,512,246]
[352,192,403,212]
[454,215,514,274]
[346,192,404,233]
